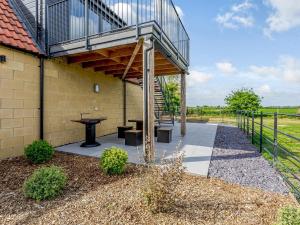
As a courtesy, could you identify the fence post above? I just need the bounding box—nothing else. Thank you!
[252,112,255,144]
[243,111,246,133]
[247,111,250,136]
[259,112,263,153]
[241,111,243,130]
[238,111,241,128]
[274,112,278,165]
[242,111,244,131]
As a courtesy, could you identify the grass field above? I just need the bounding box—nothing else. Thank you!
[186,106,300,199]
[260,107,299,114]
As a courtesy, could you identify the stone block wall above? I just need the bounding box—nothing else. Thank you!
[0,46,40,158]
[0,45,143,158]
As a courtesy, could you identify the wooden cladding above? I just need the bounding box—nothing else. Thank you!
[66,42,181,81]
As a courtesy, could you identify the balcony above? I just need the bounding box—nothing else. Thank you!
[47,0,189,71]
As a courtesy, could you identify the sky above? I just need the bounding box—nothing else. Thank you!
[172,0,300,107]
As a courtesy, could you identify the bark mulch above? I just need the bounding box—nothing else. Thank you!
[0,152,298,225]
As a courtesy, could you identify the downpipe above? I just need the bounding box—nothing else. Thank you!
[39,56,44,140]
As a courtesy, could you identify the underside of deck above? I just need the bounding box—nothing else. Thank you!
[49,24,188,80]
[65,42,181,80]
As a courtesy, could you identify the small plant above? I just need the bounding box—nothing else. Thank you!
[24,140,55,164]
[142,153,184,213]
[276,206,300,225]
[23,166,67,201]
[100,147,128,175]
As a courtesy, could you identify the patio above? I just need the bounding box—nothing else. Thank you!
[57,122,218,176]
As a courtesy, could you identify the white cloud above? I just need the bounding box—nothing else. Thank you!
[280,56,300,82]
[216,0,255,29]
[232,0,254,12]
[248,56,300,83]
[249,65,280,77]
[186,56,300,106]
[187,69,212,87]
[264,0,300,35]
[216,62,237,74]
[257,84,272,95]
[175,5,184,19]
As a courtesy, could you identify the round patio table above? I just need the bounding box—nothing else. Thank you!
[72,117,107,147]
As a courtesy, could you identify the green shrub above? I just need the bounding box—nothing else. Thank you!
[24,140,54,164]
[276,206,300,225]
[100,147,128,175]
[23,166,67,201]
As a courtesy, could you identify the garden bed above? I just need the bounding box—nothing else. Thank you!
[0,152,297,225]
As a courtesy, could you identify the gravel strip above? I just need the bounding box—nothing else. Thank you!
[208,125,290,194]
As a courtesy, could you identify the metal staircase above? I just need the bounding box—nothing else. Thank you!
[138,76,175,125]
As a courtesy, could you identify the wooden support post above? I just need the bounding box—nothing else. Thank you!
[181,73,186,136]
[143,39,155,163]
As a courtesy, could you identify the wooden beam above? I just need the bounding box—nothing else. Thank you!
[68,48,137,64]
[110,48,138,58]
[155,71,180,76]
[94,63,141,72]
[153,59,172,66]
[108,59,168,71]
[83,59,120,68]
[180,73,186,136]
[122,38,144,80]
[119,68,179,77]
[80,50,164,69]
[85,57,170,70]
[155,69,180,74]
[95,64,126,72]
[68,53,105,64]
[96,49,110,57]
[105,68,136,75]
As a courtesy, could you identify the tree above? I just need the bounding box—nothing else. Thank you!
[165,81,180,113]
[225,88,262,112]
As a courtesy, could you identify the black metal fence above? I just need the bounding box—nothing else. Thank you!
[237,111,300,200]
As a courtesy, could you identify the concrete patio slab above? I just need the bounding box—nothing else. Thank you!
[57,123,218,176]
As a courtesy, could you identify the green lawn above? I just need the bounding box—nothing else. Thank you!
[260,107,299,114]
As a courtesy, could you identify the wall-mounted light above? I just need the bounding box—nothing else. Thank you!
[94,83,100,93]
[0,55,6,63]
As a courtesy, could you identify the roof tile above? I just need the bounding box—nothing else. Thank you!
[0,0,39,54]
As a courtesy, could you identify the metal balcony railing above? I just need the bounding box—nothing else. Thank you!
[47,0,189,64]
